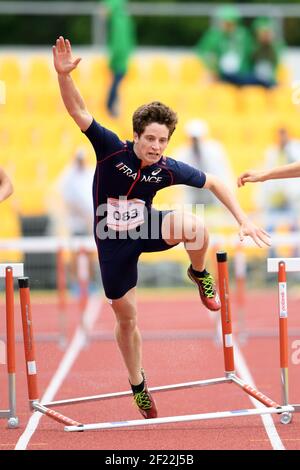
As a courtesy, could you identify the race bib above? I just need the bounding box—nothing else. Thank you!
[107,197,145,231]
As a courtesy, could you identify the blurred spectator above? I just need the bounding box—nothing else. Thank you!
[58,148,94,237]
[174,119,235,208]
[104,0,136,117]
[249,17,283,88]
[56,148,95,293]
[194,5,253,85]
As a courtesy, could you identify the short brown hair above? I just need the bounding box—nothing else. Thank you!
[132,101,178,138]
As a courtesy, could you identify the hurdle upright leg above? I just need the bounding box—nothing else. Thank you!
[278,262,289,405]
[267,257,300,423]
[216,252,235,375]
[5,267,18,428]
[277,261,292,424]
[0,264,23,428]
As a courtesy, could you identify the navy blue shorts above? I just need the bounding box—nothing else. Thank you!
[96,209,178,299]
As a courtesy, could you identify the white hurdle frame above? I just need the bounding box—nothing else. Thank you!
[0,263,24,428]
[25,252,298,432]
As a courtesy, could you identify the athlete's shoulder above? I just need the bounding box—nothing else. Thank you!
[162,155,189,172]
[159,155,176,168]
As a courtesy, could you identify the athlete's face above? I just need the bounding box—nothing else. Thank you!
[133,123,170,167]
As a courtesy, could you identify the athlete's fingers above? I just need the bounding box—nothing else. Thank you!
[59,36,66,53]
[260,228,271,238]
[52,45,57,59]
[238,229,245,242]
[73,57,82,67]
[237,175,247,187]
[65,39,71,53]
[257,230,272,247]
[251,233,263,248]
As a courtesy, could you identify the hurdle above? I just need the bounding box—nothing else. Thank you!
[0,263,24,428]
[23,252,296,432]
[267,257,300,424]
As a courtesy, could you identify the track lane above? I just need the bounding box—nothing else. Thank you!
[15,291,299,450]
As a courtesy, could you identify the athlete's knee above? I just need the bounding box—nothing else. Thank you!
[112,297,137,330]
[117,316,137,334]
[114,310,138,333]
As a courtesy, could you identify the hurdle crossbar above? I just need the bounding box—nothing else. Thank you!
[44,377,231,408]
[0,264,23,428]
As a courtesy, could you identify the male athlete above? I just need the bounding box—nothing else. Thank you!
[53,36,270,419]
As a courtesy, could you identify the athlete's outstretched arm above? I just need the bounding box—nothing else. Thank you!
[0,167,13,202]
[204,173,271,248]
[53,36,92,131]
[237,161,300,187]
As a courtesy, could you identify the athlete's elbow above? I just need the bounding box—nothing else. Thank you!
[204,173,221,191]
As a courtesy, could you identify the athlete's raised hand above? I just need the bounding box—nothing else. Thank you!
[53,36,81,75]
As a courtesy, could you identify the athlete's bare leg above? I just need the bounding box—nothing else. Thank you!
[110,286,143,386]
[162,211,209,270]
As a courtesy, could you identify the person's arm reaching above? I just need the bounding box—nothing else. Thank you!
[0,167,13,202]
[237,161,300,187]
[53,36,93,131]
[204,173,271,247]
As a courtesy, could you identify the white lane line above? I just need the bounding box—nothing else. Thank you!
[233,340,286,450]
[215,319,285,450]
[15,294,103,450]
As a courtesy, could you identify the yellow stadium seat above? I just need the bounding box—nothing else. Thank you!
[203,83,238,114]
[0,56,22,85]
[26,56,53,85]
[267,86,296,114]
[3,83,29,114]
[0,202,21,262]
[145,56,174,84]
[124,56,141,83]
[87,56,110,88]
[14,184,46,216]
[276,63,292,86]
[238,86,268,115]
[177,56,205,85]
[29,85,61,116]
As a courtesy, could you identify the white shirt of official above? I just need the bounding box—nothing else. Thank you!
[58,163,94,235]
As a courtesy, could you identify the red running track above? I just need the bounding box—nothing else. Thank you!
[0,289,299,450]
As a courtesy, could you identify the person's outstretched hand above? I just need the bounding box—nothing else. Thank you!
[237,170,266,187]
[239,219,271,248]
[53,36,81,75]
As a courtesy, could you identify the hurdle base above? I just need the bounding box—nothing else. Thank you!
[0,411,19,428]
[41,372,295,433]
